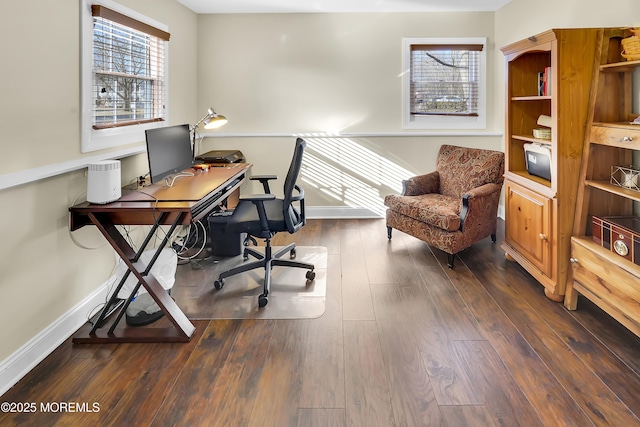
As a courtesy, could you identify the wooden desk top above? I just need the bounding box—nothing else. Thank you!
[120,163,250,203]
[69,163,251,230]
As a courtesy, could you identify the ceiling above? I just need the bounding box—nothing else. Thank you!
[176,0,512,14]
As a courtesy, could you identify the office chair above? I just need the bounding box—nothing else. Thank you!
[213,138,316,307]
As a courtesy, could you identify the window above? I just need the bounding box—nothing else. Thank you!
[81,0,170,152]
[402,38,486,130]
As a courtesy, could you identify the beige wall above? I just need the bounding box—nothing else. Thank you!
[0,0,198,364]
[197,12,497,134]
[0,0,636,387]
[496,0,636,46]
[194,12,501,207]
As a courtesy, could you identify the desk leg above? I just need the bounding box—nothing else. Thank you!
[73,212,195,344]
[89,212,168,332]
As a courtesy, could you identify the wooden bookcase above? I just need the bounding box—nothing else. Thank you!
[500,29,602,301]
[565,28,640,337]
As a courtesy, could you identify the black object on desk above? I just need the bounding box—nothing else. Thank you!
[196,150,244,164]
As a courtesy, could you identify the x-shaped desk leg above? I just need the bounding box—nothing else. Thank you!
[73,212,195,343]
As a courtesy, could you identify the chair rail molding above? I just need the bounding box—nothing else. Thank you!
[0,145,145,191]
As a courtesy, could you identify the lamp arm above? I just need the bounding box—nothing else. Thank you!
[191,112,211,131]
[190,110,214,158]
[190,107,225,158]
[190,114,208,159]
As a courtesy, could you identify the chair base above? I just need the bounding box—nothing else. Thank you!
[214,241,315,307]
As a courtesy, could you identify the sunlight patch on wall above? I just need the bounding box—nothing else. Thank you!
[300,136,414,216]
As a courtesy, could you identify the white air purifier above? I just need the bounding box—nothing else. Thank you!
[87,160,122,204]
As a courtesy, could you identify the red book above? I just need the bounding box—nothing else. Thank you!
[544,66,552,96]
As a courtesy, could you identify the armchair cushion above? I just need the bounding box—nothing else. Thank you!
[383,193,461,232]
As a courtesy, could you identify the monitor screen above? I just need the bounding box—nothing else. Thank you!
[145,124,194,184]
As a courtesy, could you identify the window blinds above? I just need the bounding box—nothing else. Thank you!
[91,5,169,129]
[410,44,482,117]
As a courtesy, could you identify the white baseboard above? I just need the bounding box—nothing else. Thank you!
[0,277,114,397]
[306,205,506,220]
[306,206,384,219]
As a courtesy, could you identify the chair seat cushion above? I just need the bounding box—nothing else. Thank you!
[384,193,461,232]
[226,198,287,235]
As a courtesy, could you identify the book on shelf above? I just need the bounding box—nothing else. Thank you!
[538,67,552,96]
[537,72,545,96]
[544,66,552,96]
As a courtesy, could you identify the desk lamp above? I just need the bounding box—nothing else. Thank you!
[191,107,228,158]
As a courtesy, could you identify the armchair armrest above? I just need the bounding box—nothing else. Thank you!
[402,171,440,196]
[250,175,278,193]
[459,182,503,230]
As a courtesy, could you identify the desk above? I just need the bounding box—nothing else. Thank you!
[69,163,251,343]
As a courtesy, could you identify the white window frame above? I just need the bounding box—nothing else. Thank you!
[402,37,487,130]
[80,0,169,153]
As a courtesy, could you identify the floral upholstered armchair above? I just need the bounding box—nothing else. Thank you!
[384,144,505,268]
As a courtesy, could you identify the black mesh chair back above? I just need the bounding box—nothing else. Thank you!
[283,138,306,234]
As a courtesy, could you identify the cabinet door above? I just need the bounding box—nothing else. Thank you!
[504,180,553,276]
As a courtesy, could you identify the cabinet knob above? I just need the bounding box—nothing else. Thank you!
[570,258,578,263]
[622,136,634,142]
[539,233,548,241]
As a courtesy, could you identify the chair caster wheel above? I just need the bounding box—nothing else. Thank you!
[306,270,316,281]
[290,248,296,259]
[214,279,224,290]
[258,295,268,307]
[243,255,249,261]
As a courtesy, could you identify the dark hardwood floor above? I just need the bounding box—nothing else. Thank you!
[2,218,640,426]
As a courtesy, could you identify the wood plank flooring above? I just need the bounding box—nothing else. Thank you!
[2,218,640,426]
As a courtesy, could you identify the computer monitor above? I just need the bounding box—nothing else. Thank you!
[145,124,194,184]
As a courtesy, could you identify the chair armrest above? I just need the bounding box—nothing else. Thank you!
[459,183,503,230]
[402,171,440,196]
[292,185,306,224]
[239,193,277,202]
[291,184,305,201]
[250,175,278,193]
[238,193,277,230]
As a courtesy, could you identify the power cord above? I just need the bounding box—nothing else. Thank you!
[165,171,195,187]
[173,220,208,263]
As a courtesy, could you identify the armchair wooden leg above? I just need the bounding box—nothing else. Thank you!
[387,226,392,240]
[491,233,497,243]
[447,253,455,269]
